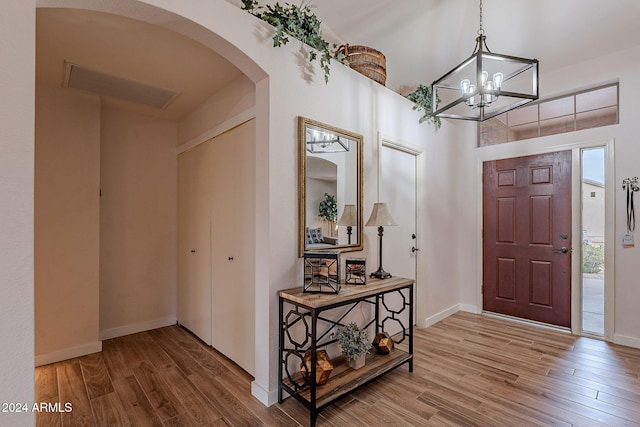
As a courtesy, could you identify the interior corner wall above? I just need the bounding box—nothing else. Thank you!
[35,85,101,362]
[178,74,256,145]
[0,1,36,422]
[100,106,178,338]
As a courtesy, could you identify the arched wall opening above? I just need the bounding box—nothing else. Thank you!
[34,0,272,403]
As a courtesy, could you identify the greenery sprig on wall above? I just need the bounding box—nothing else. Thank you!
[405,84,441,129]
[241,0,346,83]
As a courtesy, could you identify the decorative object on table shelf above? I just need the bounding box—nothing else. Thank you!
[337,204,357,245]
[240,0,347,83]
[337,322,370,370]
[301,350,334,386]
[365,202,397,279]
[335,44,387,86]
[430,0,538,121]
[345,258,366,285]
[372,332,395,354]
[303,250,341,293]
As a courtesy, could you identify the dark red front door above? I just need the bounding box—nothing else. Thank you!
[483,150,572,327]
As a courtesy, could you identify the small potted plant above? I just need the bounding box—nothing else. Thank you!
[337,322,370,369]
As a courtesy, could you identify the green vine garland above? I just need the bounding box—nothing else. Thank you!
[241,0,346,83]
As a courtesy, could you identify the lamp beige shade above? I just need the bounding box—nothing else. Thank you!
[365,202,397,227]
[338,204,358,226]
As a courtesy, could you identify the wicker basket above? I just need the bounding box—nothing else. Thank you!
[336,44,387,86]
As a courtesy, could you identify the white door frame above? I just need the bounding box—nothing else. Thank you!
[475,138,615,340]
[378,133,427,327]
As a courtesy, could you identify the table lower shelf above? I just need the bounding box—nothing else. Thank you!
[282,349,412,409]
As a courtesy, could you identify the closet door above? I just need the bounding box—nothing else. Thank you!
[210,119,255,375]
[177,142,212,345]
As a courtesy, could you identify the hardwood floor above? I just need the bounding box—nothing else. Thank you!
[36,312,640,426]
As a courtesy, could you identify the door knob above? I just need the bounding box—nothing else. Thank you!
[554,247,569,254]
[411,246,419,253]
[190,249,197,253]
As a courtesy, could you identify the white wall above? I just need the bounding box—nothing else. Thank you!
[100,106,178,339]
[35,86,102,364]
[456,44,640,348]
[0,2,35,425]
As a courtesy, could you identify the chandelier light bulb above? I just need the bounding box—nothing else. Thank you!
[467,95,475,107]
[479,70,488,87]
[493,72,504,89]
[460,79,471,95]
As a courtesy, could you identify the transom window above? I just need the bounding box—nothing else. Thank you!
[479,83,619,147]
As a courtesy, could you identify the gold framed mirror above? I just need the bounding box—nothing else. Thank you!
[299,117,363,257]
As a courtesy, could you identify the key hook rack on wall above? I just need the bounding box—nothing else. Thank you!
[622,177,640,192]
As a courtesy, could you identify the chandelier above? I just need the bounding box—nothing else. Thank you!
[306,126,349,153]
[431,0,539,121]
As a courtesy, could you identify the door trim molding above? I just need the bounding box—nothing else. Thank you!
[475,138,615,339]
[378,133,426,326]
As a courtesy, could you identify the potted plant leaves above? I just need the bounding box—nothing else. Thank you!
[337,322,370,369]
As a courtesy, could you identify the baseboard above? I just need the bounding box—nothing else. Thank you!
[459,304,479,314]
[251,381,278,407]
[100,317,177,341]
[35,341,102,367]
[614,334,640,349]
[423,304,460,328]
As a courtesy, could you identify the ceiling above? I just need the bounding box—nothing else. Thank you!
[36,2,640,121]
[36,8,243,121]
[307,0,640,93]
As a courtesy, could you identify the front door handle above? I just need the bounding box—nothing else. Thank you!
[412,246,419,253]
[554,247,569,254]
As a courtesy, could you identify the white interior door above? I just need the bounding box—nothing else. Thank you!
[177,142,212,345]
[381,145,418,281]
[210,120,256,375]
[380,143,418,328]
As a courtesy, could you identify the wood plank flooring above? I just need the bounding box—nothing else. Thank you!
[35,312,640,426]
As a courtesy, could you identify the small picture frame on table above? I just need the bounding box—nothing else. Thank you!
[345,258,366,285]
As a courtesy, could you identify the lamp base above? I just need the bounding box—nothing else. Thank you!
[370,268,392,279]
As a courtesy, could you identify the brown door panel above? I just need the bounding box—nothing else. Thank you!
[483,151,571,327]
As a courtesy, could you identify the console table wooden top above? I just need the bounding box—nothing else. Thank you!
[278,276,414,309]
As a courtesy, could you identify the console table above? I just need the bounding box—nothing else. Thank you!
[278,277,414,426]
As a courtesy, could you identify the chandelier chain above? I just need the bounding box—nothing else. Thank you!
[478,0,485,36]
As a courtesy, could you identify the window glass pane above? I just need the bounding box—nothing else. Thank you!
[507,104,537,126]
[509,122,538,141]
[481,115,507,132]
[540,96,574,120]
[540,115,575,137]
[576,106,618,130]
[477,84,619,147]
[480,129,508,146]
[577,85,617,113]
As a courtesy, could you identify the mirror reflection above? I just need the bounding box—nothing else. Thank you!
[299,117,363,257]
